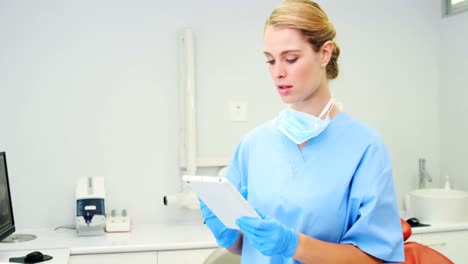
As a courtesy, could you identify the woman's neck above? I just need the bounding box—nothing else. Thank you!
[290,83,333,117]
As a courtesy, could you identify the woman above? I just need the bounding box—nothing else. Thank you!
[200,0,404,263]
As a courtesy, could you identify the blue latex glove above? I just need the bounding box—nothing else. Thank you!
[236,212,298,258]
[200,199,239,248]
[199,187,247,248]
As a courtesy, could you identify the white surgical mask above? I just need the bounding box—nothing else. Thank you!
[274,98,335,144]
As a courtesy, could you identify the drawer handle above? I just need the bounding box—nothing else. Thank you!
[425,242,447,247]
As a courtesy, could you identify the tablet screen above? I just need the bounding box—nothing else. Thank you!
[183,175,260,229]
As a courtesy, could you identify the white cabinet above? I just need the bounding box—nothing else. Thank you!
[157,248,216,264]
[68,249,217,264]
[69,252,157,264]
[408,230,468,263]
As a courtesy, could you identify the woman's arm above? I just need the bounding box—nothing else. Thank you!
[294,233,381,264]
[227,232,243,255]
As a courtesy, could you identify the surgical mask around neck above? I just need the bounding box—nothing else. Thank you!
[274,98,335,144]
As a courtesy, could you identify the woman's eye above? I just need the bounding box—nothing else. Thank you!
[286,58,298,63]
[266,59,275,65]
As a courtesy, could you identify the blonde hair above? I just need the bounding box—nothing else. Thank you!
[266,0,340,79]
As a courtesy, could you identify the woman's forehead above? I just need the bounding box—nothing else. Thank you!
[264,26,309,55]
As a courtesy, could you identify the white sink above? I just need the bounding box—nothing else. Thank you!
[406,188,468,225]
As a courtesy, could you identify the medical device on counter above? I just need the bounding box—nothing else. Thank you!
[105,209,131,232]
[75,177,106,236]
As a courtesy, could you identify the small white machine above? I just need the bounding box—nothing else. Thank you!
[75,177,106,236]
[105,209,131,232]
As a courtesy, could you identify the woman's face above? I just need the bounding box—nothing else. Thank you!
[264,25,328,107]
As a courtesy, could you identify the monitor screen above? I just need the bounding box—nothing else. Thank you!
[0,152,15,241]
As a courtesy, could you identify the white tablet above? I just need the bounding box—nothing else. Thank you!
[183,175,260,229]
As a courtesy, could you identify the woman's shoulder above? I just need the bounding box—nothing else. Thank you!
[332,112,384,145]
[228,120,278,167]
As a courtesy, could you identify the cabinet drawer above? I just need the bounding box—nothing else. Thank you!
[157,248,216,264]
[418,230,468,264]
[69,252,157,264]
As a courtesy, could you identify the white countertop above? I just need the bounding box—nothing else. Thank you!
[0,223,217,255]
[0,220,467,264]
[410,222,468,234]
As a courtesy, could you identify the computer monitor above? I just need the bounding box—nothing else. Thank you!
[0,152,15,241]
[0,152,36,243]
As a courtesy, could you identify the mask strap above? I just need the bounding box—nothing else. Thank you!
[318,98,335,119]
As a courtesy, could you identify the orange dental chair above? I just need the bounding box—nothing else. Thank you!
[401,219,454,264]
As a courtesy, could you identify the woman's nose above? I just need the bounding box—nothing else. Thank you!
[272,63,286,79]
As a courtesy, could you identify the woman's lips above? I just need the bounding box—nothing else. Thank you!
[277,85,292,95]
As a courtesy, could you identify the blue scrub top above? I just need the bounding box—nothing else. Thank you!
[226,112,404,263]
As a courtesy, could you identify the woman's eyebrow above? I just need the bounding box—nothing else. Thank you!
[264,50,301,56]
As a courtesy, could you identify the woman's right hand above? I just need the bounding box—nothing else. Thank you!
[200,199,239,248]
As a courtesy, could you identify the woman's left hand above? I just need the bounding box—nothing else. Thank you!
[236,212,298,258]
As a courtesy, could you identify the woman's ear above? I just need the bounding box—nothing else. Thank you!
[320,40,334,67]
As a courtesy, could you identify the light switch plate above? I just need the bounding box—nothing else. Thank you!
[229,101,248,122]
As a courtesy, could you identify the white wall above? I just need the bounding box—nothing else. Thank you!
[440,11,468,191]
[324,0,442,205]
[0,0,442,229]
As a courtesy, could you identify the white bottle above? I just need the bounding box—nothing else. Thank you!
[444,175,452,190]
